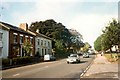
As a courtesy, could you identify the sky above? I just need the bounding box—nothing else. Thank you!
[0,0,119,48]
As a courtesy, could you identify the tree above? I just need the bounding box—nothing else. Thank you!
[55,40,64,50]
[29,19,84,57]
[94,18,120,58]
[82,42,91,52]
[102,19,120,52]
[29,19,84,52]
[94,35,102,51]
[69,29,84,52]
[23,40,32,56]
[29,19,66,40]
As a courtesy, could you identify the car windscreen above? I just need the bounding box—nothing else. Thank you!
[70,54,77,57]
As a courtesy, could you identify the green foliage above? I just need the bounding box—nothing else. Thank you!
[54,40,65,58]
[12,56,33,65]
[2,58,10,66]
[94,19,120,52]
[29,19,69,40]
[101,34,111,51]
[23,40,32,56]
[29,19,84,52]
[102,19,120,52]
[70,34,84,51]
[55,40,64,50]
[82,42,91,52]
[29,19,85,58]
[94,35,102,51]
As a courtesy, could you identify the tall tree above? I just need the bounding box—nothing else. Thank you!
[94,19,120,54]
[94,35,102,51]
[102,19,120,52]
[81,42,91,52]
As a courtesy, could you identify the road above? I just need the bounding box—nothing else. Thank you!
[2,55,95,79]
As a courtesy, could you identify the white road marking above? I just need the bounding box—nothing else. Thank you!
[13,73,20,77]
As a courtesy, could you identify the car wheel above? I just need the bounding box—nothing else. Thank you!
[67,62,69,64]
[78,60,80,63]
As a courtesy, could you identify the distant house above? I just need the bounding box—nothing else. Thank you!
[0,22,35,58]
[35,29,52,57]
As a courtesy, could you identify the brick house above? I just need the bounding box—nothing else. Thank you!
[0,22,35,58]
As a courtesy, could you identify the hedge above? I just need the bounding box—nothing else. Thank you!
[2,56,35,66]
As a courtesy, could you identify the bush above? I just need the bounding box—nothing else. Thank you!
[12,56,33,65]
[2,58,10,66]
[55,49,69,59]
[2,56,43,68]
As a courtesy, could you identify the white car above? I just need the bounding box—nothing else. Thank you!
[83,53,89,58]
[44,54,56,61]
[67,54,80,64]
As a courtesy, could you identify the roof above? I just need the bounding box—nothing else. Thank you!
[0,22,34,36]
[35,32,53,40]
[0,21,53,40]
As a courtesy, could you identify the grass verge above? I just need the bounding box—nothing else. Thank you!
[104,53,119,62]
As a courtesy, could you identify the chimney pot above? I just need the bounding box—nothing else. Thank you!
[19,23,28,31]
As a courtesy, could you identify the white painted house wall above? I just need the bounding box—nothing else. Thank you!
[35,36,52,56]
[2,29,9,58]
[0,29,2,58]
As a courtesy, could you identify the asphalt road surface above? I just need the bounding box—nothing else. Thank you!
[2,55,95,79]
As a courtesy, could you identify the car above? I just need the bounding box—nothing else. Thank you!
[83,53,89,58]
[44,54,56,61]
[67,54,80,64]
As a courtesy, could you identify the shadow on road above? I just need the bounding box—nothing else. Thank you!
[70,61,88,64]
[80,61,88,63]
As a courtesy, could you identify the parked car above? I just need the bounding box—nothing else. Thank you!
[83,53,89,58]
[67,54,80,64]
[44,54,56,61]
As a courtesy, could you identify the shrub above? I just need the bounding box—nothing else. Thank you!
[12,56,33,65]
[2,58,10,66]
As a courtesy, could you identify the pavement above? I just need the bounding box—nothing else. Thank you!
[82,54,118,78]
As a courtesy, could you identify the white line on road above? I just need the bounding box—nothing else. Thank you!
[13,73,20,77]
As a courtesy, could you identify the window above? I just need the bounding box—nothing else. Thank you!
[20,36,23,44]
[45,49,46,55]
[30,37,33,44]
[25,36,29,41]
[37,48,39,52]
[0,33,2,41]
[37,39,39,45]
[48,49,50,54]
[41,40,43,46]
[44,41,46,46]
[42,48,44,56]
[48,41,50,47]
[13,35,17,43]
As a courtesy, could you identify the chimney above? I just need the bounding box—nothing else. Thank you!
[19,23,28,31]
[36,29,39,33]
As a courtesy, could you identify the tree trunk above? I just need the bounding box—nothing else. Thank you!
[110,48,112,58]
[118,44,120,53]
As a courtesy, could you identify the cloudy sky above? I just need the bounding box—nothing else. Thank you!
[0,0,118,48]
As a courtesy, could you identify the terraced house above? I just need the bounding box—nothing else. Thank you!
[19,23,53,57]
[35,29,52,57]
[0,22,52,59]
[0,22,35,58]
[0,23,10,58]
